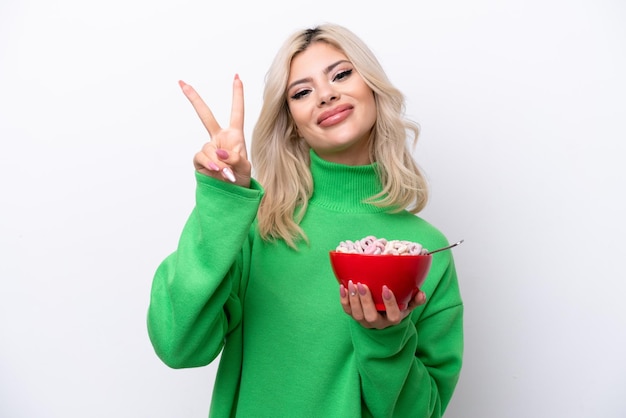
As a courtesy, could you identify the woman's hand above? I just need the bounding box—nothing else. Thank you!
[339,282,426,329]
[179,75,252,187]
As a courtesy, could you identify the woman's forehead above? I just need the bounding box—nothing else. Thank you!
[288,42,349,80]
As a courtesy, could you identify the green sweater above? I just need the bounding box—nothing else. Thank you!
[148,151,463,418]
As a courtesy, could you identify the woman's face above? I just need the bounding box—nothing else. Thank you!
[286,42,377,166]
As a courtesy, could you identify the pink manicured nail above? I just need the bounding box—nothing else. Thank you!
[340,285,347,298]
[207,162,220,171]
[348,280,357,297]
[357,283,367,296]
[382,285,392,300]
[216,149,229,159]
[222,167,236,183]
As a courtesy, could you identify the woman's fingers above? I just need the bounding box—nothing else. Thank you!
[229,74,245,133]
[407,290,427,309]
[356,284,380,323]
[178,80,221,137]
[347,281,364,320]
[339,283,421,329]
[194,147,220,174]
[380,286,403,324]
[180,76,252,187]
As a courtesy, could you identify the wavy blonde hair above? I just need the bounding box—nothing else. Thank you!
[251,23,428,248]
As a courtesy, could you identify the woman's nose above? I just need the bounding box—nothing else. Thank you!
[318,85,339,106]
[319,94,338,105]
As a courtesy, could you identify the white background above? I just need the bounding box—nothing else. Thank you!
[1,0,625,417]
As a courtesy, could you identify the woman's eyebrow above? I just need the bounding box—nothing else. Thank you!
[287,60,351,91]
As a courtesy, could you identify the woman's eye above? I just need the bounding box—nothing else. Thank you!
[290,89,311,100]
[333,69,353,82]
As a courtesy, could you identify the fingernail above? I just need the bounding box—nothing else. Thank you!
[208,162,220,171]
[216,149,229,159]
[339,285,347,298]
[348,280,357,297]
[178,80,191,93]
[382,285,392,300]
[357,283,367,296]
[222,167,236,183]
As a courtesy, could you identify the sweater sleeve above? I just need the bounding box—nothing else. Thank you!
[349,251,464,418]
[147,172,263,369]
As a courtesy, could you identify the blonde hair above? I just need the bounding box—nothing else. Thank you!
[251,23,428,248]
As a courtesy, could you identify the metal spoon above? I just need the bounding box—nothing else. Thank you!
[426,239,464,255]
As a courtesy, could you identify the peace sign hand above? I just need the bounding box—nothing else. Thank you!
[179,75,251,187]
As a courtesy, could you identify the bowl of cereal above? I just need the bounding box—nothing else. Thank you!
[329,236,432,311]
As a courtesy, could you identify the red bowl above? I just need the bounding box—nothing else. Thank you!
[329,251,432,311]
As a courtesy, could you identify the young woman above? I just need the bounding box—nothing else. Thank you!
[148,23,463,417]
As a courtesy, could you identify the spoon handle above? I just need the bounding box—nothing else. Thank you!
[427,239,464,255]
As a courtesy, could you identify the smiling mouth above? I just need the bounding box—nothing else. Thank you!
[317,104,353,126]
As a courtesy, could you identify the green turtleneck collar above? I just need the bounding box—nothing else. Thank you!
[308,149,388,213]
